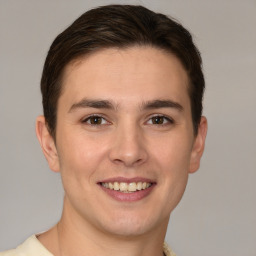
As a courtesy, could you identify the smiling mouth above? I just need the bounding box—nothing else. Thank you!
[100,182,153,193]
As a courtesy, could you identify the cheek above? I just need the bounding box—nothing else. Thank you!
[152,132,193,170]
[151,134,192,204]
[57,135,106,188]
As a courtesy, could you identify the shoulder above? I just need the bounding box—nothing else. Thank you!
[0,250,17,256]
[0,235,54,256]
[163,242,177,256]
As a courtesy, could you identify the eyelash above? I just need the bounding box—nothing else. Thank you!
[146,115,174,126]
[82,114,110,126]
[82,114,174,126]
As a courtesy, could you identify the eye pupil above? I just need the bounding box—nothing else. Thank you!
[90,117,102,124]
[152,116,164,124]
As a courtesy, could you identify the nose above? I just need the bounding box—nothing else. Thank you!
[109,123,148,167]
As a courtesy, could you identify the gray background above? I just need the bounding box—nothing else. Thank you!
[0,0,255,255]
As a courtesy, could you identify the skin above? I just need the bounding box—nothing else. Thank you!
[36,46,207,256]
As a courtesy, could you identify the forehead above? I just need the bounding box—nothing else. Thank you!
[60,46,190,108]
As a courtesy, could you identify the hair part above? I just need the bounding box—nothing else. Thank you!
[41,4,205,139]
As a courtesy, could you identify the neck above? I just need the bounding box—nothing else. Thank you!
[39,198,169,256]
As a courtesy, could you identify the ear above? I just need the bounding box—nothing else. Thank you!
[189,116,208,173]
[36,115,60,172]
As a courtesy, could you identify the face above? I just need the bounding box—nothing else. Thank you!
[37,46,207,238]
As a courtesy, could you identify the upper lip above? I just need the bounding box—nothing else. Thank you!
[98,176,156,184]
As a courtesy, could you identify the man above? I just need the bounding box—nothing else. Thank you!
[1,5,207,256]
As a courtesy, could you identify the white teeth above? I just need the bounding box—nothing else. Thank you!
[137,182,142,190]
[119,182,128,192]
[128,182,137,192]
[101,181,152,192]
[102,183,109,189]
[114,182,119,191]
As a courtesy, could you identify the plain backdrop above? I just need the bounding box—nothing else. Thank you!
[0,0,255,255]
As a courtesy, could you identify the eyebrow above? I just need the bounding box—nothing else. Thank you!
[69,98,183,113]
[141,99,184,112]
[69,99,116,112]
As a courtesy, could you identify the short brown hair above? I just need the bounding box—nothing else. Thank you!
[41,4,205,138]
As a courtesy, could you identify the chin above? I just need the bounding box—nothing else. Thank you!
[102,224,149,238]
[97,214,162,238]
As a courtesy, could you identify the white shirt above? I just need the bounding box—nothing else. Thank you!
[0,235,176,256]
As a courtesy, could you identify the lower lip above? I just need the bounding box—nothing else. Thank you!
[99,184,155,202]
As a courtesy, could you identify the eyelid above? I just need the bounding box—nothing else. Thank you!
[145,114,175,125]
[81,114,110,125]
[80,113,174,126]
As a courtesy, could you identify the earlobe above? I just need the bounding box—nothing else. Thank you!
[36,115,60,172]
[189,116,208,173]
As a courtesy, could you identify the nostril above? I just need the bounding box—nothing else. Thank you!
[112,157,145,167]
[113,159,123,164]
[108,130,148,166]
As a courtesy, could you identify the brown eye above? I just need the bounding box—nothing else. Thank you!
[147,115,174,125]
[152,116,164,124]
[89,116,103,124]
[83,115,108,125]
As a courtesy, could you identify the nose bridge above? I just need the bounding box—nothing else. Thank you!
[109,118,147,167]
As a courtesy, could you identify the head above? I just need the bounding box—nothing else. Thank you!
[37,5,207,239]
[41,4,204,139]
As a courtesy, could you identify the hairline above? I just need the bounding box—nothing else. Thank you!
[59,44,191,104]
[51,44,194,139]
